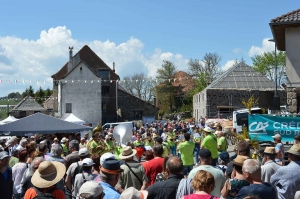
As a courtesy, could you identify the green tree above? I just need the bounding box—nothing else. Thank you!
[251,51,286,87]
[45,88,53,97]
[156,60,178,113]
[22,85,35,98]
[35,86,45,104]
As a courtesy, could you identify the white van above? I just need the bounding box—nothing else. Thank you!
[102,122,133,130]
[233,107,263,133]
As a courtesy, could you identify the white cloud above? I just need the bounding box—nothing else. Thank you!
[0,26,188,96]
[222,60,238,71]
[248,38,275,57]
[233,48,242,54]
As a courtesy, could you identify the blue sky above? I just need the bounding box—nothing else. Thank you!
[0,0,299,97]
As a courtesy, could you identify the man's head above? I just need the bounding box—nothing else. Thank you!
[155,137,163,145]
[199,148,212,165]
[216,131,223,138]
[69,140,79,152]
[294,135,300,145]
[19,139,28,147]
[218,151,230,165]
[153,144,164,157]
[237,140,250,156]
[203,127,212,135]
[166,156,183,175]
[242,159,261,183]
[50,144,63,157]
[79,181,104,199]
[79,148,90,160]
[272,134,282,143]
[184,133,190,141]
[18,150,28,162]
[263,147,276,161]
[0,151,10,168]
[286,144,300,162]
[100,158,123,187]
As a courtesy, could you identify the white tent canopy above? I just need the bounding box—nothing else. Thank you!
[0,115,19,125]
[62,113,86,125]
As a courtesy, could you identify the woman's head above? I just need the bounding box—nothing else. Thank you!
[191,170,215,193]
[18,150,28,162]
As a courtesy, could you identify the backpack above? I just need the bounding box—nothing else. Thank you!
[72,162,83,184]
[32,187,56,199]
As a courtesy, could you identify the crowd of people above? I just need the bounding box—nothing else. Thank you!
[0,119,300,199]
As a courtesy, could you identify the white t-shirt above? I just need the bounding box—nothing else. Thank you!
[12,162,28,194]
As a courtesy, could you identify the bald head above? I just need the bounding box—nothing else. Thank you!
[166,156,184,174]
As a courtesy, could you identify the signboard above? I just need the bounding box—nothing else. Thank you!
[248,114,299,142]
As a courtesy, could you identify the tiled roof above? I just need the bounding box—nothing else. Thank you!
[43,95,54,109]
[11,96,46,112]
[52,45,119,80]
[271,8,300,23]
[205,62,277,90]
[172,71,196,92]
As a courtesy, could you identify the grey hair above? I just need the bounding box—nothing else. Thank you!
[28,157,45,176]
[50,144,63,156]
[20,139,28,147]
[99,171,116,183]
[243,159,261,177]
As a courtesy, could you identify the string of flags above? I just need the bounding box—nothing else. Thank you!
[0,73,266,84]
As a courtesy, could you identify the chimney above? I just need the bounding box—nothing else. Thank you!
[113,62,115,72]
[68,46,74,72]
[153,97,157,107]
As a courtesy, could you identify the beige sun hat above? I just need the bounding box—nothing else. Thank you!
[31,161,66,188]
[119,146,137,160]
[120,187,148,199]
[232,155,247,166]
[286,144,300,156]
[263,147,276,155]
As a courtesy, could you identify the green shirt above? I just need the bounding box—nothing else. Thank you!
[178,141,195,166]
[133,140,144,147]
[145,140,154,147]
[9,157,19,167]
[115,146,122,160]
[194,137,202,144]
[162,142,169,157]
[61,144,68,154]
[217,136,227,152]
[105,140,115,152]
[202,134,218,158]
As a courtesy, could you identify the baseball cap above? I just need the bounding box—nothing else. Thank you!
[79,181,103,198]
[219,151,230,161]
[0,151,10,160]
[199,148,212,159]
[79,148,89,156]
[120,187,148,199]
[100,152,116,165]
[82,158,95,166]
[272,134,282,140]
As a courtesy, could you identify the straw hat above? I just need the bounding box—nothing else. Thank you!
[287,144,300,156]
[119,146,137,160]
[232,155,247,166]
[31,161,66,188]
[53,137,59,141]
[263,147,276,155]
[61,137,69,143]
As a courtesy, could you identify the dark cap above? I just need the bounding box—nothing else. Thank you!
[219,151,230,161]
[199,148,211,159]
[100,158,123,174]
[69,140,79,148]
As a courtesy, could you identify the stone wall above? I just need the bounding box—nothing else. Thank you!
[286,87,298,113]
[117,89,159,121]
[193,88,286,121]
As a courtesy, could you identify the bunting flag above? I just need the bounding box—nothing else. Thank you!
[0,72,264,85]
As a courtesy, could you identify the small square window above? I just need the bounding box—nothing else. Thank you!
[66,103,72,113]
[98,70,110,79]
[102,86,110,95]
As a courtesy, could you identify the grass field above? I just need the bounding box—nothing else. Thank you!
[0,99,20,105]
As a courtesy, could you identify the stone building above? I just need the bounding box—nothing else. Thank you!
[10,96,48,118]
[193,62,286,121]
[269,8,300,113]
[51,45,158,126]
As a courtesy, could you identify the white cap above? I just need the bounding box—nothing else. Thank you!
[272,134,282,140]
[79,181,103,198]
[82,158,94,166]
[203,127,212,132]
[145,146,153,151]
[100,152,116,165]
[79,148,89,156]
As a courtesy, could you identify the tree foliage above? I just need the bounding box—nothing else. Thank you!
[188,52,222,83]
[119,73,156,102]
[251,51,286,87]
[22,85,35,98]
[35,86,45,104]
[156,61,178,114]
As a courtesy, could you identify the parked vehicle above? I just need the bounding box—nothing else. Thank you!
[233,107,263,133]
